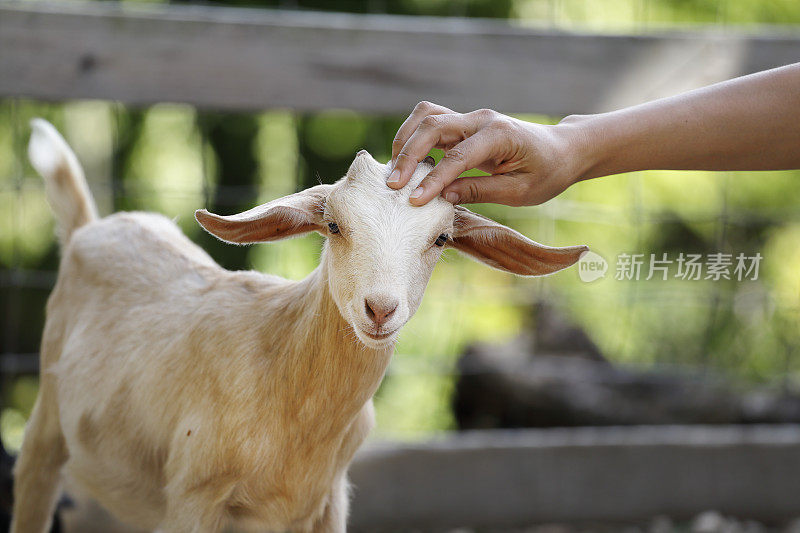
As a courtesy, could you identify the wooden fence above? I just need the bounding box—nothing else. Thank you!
[2,1,799,115]
[4,3,800,529]
[349,425,800,529]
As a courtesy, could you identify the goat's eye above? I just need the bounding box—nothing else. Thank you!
[434,233,448,247]
[328,222,340,234]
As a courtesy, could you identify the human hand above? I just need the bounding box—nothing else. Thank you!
[388,101,583,206]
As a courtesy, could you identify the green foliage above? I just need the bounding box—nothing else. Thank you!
[195,0,512,18]
[513,0,800,29]
[0,377,39,453]
[304,112,369,160]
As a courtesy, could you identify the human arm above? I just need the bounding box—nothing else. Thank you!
[388,62,800,206]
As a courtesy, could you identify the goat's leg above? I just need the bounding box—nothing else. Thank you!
[303,404,372,533]
[158,482,230,533]
[157,504,225,533]
[304,474,349,533]
[10,384,67,533]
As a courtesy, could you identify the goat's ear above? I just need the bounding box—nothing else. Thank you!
[449,205,588,276]
[195,184,333,244]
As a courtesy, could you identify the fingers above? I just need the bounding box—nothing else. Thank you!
[441,174,530,207]
[391,101,453,163]
[408,130,497,206]
[391,113,481,190]
[390,106,506,192]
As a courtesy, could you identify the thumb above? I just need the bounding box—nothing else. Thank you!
[442,174,527,206]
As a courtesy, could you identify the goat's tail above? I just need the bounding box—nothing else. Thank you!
[28,119,99,246]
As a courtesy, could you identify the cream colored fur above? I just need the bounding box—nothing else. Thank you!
[12,122,587,533]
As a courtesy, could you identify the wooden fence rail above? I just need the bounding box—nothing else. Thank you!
[350,426,800,529]
[1,1,799,115]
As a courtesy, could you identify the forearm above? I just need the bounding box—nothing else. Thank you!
[562,63,800,182]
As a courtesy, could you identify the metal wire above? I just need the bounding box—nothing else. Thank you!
[1,0,798,388]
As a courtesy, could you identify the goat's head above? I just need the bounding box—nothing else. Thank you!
[196,150,588,349]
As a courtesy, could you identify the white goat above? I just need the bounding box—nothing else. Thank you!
[12,119,587,533]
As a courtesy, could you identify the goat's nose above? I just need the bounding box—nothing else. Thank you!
[364,296,398,327]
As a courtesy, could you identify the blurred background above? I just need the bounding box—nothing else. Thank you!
[2,0,800,530]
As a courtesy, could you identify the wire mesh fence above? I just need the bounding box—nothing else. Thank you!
[1,0,800,446]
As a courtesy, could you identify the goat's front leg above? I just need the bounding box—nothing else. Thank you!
[158,496,227,533]
[299,474,349,533]
[158,473,234,533]
[11,383,68,533]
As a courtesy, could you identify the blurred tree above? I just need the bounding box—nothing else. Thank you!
[4,0,800,448]
[193,0,513,190]
[111,108,147,212]
[197,112,261,270]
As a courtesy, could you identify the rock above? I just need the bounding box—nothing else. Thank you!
[453,337,800,429]
[742,521,767,533]
[453,347,742,429]
[649,515,675,533]
[529,302,606,362]
[691,511,728,533]
[783,518,800,533]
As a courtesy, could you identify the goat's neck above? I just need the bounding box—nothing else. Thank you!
[269,256,392,433]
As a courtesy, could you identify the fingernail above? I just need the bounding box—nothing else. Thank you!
[387,170,400,185]
[444,192,459,204]
[409,187,423,200]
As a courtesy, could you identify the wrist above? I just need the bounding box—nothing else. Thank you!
[552,114,599,185]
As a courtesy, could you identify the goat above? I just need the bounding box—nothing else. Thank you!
[12,119,587,533]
